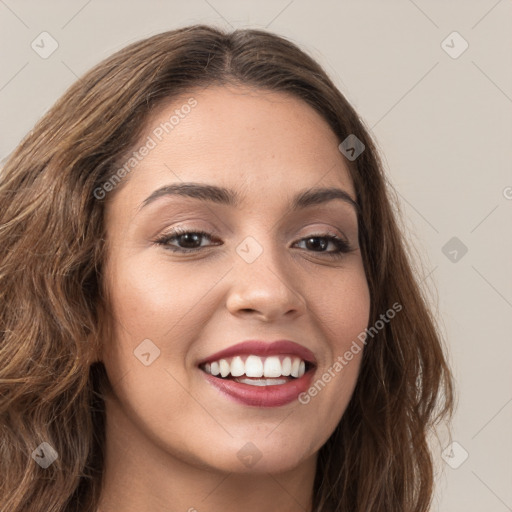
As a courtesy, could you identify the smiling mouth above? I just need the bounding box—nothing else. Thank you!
[199,354,314,387]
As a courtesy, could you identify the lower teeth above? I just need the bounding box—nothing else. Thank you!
[233,377,289,386]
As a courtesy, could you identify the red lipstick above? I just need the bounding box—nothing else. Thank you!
[198,340,316,407]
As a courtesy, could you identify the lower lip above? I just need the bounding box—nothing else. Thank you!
[200,369,315,407]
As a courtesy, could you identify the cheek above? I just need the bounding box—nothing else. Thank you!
[105,254,228,345]
[99,255,227,439]
[100,254,224,394]
[317,263,371,352]
[300,265,370,426]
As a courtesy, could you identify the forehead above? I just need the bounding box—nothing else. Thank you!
[110,85,356,213]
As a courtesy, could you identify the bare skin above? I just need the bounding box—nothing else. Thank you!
[95,85,370,512]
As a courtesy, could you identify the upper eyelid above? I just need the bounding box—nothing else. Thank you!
[159,216,354,234]
[159,225,351,241]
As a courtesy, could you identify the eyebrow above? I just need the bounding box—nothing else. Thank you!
[138,182,359,213]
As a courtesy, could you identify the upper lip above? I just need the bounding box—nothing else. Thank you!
[198,340,317,366]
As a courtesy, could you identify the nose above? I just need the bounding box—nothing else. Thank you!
[225,242,307,322]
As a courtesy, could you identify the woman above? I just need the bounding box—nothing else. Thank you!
[0,25,454,512]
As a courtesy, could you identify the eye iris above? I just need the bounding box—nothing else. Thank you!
[179,233,202,248]
[306,237,327,251]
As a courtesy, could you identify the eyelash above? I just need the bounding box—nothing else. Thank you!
[153,227,355,259]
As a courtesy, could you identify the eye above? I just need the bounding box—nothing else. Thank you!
[293,233,355,258]
[153,228,355,258]
[153,228,219,253]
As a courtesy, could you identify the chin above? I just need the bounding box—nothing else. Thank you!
[194,435,317,475]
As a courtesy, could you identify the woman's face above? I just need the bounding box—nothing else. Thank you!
[100,85,370,474]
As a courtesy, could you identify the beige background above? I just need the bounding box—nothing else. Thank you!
[1,1,511,510]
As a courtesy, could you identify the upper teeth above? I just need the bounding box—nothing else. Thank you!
[203,355,306,378]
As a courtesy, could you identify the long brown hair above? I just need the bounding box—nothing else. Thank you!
[0,25,454,511]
